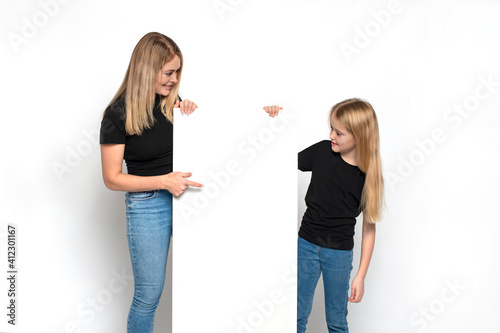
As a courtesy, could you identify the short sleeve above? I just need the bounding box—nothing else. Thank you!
[298,141,324,171]
[100,103,126,144]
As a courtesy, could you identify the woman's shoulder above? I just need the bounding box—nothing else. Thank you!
[100,95,127,140]
[103,95,126,121]
[105,94,125,112]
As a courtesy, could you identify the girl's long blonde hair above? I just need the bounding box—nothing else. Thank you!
[330,98,384,223]
[107,32,183,135]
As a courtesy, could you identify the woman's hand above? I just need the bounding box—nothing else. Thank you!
[175,99,198,115]
[263,105,282,117]
[348,275,365,303]
[161,171,203,196]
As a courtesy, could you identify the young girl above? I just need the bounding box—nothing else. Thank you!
[265,99,384,333]
[100,32,203,333]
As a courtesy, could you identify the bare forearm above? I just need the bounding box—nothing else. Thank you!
[100,144,165,192]
[100,144,202,195]
[356,221,376,278]
[103,170,203,196]
[103,172,165,192]
[349,219,376,303]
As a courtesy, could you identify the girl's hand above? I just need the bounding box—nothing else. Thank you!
[348,275,365,303]
[162,172,203,196]
[175,99,198,115]
[263,105,282,117]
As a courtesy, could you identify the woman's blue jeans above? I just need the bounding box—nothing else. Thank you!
[125,190,172,333]
[297,237,353,333]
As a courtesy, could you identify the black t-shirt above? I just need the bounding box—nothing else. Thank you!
[298,140,366,250]
[99,94,173,176]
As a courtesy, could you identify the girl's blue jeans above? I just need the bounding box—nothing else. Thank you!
[297,237,353,333]
[125,190,172,333]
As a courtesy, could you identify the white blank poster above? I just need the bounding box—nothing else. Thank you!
[172,107,297,333]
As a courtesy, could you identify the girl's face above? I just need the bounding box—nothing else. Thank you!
[330,115,356,158]
[155,55,181,96]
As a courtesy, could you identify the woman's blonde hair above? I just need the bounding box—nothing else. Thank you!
[330,98,384,223]
[107,32,183,135]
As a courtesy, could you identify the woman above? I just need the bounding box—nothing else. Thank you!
[100,32,203,333]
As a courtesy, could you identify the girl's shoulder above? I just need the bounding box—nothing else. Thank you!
[318,140,331,148]
[305,140,331,151]
[311,140,332,155]
[299,140,332,165]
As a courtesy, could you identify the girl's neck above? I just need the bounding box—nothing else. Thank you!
[340,151,358,166]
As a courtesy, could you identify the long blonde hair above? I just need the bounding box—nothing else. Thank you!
[107,32,183,135]
[330,98,384,223]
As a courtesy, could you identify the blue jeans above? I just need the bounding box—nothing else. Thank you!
[125,190,172,333]
[297,237,353,333]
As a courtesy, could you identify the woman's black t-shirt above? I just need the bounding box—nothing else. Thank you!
[99,94,173,176]
[298,140,366,250]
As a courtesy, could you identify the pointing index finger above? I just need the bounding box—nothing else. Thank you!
[185,180,204,188]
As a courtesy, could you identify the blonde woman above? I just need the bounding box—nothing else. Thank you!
[265,99,384,333]
[100,32,202,333]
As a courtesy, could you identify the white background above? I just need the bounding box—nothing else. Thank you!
[1,0,499,332]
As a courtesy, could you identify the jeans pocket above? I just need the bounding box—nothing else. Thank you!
[127,190,158,201]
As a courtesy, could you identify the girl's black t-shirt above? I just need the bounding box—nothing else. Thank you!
[99,95,173,176]
[298,140,366,250]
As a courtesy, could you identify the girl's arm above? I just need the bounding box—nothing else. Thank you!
[349,215,376,303]
[101,143,203,196]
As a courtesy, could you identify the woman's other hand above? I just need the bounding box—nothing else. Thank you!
[263,105,282,117]
[175,99,198,115]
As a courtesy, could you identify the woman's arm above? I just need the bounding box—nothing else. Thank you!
[100,143,203,196]
[349,215,376,303]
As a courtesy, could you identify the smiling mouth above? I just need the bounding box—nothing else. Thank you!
[331,141,338,146]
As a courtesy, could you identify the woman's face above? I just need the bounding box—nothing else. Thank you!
[330,115,356,157]
[155,55,181,96]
